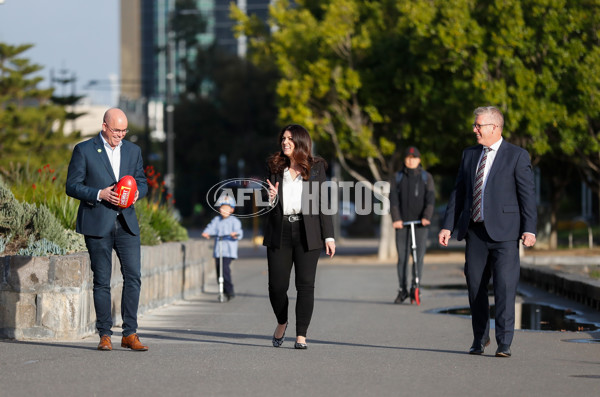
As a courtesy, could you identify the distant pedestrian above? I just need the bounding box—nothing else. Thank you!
[263,124,335,349]
[202,196,243,301]
[390,146,435,304]
[439,106,537,357]
[66,107,149,351]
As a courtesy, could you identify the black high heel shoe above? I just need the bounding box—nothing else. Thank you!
[294,341,308,349]
[272,323,288,347]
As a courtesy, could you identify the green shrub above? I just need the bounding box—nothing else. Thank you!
[45,194,78,230]
[0,178,36,236]
[63,229,86,253]
[1,162,188,255]
[136,200,161,246]
[32,203,69,248]
[0,234,10,254]
[18,236,66,256]
[1,175,82,255]
[150,205,189,242]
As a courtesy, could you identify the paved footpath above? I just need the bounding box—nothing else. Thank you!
[1,241,599,397]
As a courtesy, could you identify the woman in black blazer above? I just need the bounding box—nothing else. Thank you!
[264,124,335,349]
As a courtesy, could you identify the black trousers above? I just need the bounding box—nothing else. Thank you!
[267,220,321,337]
[465,222,520,346]
[395,226,428,292]
[215,257,234,295]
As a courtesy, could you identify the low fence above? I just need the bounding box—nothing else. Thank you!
[0,239,210,340]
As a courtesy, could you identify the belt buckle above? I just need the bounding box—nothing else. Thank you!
[288,215,300,223]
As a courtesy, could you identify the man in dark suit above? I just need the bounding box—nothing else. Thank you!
[438,106,537,357]
[66,108,149,351]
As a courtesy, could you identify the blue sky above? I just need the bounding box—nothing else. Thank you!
[0,0,119,106]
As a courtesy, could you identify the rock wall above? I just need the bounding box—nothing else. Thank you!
[0,239,210,340]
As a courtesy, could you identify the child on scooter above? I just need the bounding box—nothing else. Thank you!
[202,196,243,301]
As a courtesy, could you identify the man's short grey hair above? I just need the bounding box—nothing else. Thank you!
[474,106,504,130]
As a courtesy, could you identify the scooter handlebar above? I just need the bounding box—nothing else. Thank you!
[403,220,422,226]
[205,234,239,239]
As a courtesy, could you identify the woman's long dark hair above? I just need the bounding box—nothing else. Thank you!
[267,124,324,180]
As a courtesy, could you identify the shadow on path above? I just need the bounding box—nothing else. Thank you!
[140,327,467,356]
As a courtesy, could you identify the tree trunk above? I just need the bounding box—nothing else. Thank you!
[378,212,396,260]
[549,170,572,249]
[549,204,558,249]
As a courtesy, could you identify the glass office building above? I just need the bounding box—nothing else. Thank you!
[120,0,272,104]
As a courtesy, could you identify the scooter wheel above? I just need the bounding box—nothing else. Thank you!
[414,288,420,305]
[218,294,226,303]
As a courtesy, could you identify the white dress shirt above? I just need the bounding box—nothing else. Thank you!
[477,137,502,222]
[280,168,334,243]
[97,132,123,201]
[282,168,303,215]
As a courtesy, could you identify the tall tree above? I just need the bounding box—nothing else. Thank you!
[0,43,77,172]
[233,0,479,257]
[233,0,600,253]
[464,0,600,247]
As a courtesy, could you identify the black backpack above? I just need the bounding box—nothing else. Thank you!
[395,170,428,192]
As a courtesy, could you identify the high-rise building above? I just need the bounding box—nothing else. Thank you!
[119,0,274,196]
[120,0,272,107]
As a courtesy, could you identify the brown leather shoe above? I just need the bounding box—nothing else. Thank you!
[121,333,149,351]
[97,335,112,351]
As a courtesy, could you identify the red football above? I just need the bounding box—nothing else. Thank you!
[114,175,138,208]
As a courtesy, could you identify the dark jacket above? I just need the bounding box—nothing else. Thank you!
[262,161,334,251]
[390,165,435,224]
[442,141,537,241]
[66,133,148,237]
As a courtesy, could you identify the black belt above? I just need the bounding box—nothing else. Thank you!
[283,214,302,223]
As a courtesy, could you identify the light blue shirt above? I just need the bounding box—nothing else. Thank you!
[202,215,243,259]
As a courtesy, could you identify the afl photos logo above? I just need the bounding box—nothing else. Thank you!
[206,178,277,218]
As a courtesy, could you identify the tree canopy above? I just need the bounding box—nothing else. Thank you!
[0,43,77,173]
[233,0,600,186]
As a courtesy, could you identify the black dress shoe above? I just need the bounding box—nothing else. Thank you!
[294,342,308,349]
[394,290,409,304]
[272,322,287,347]
[469,337,491,355]
[495,344,511,357]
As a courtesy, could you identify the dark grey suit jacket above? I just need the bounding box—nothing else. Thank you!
[66,133,148,237]
[442,140,537,242]
[262,161,334,251]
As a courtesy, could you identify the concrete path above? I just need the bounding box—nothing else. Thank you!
[1,241,599,397]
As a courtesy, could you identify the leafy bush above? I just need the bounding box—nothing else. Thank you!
[0,162,188,256]
[146,200,188,242]
[0,233,10,254]
[141,165,188,243]
[0,176,81,256]
[64,228,87,253]
[18,236,66,256]
[136,200,161,246]
[32,203,69,248]
[0,180,36,236]
[5,163,79,230]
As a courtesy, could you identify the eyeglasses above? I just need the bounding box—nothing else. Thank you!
[472,123,495,130]
[104,122,129,134]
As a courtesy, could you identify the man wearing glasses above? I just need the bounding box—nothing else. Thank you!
[438,106,537,358]
[66,108,149,351]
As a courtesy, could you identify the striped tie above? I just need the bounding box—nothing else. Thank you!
[471,147,490,222]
